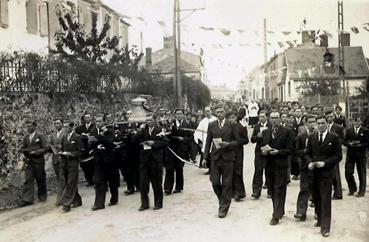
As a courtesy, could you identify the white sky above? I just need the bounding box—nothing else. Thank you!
[102,0,369,89]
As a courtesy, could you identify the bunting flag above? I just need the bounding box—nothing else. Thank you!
[200,26,215,31]
[286,41,294,47]
[350,27,359,34]
[237,29,245,34]
[200,48,204,56]
[277,42,284,48]
[220,28,231,36]
[157,21,166,27]
[282,31,292,35]
[363,26,369,32]
[136,16,145,21]
[218,44,223,48]
[267,42,271,46]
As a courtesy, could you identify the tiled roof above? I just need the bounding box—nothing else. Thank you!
[285,46,369,80]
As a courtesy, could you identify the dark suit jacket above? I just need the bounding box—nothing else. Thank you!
[204,119,240,162]
[329,123,344,141]
[261,126,294,169]
[138,125,168,163]
[168,119,193,159]
[251,121,271,151]
[235,123,249,160]
[21,131,49,162]
[293,117,305,127]
[344,127,369,158]
[295,132,310,171]
[333,113,346,127]
[304,132,342,178]
[60,132,84,159]
[75,123,97,158]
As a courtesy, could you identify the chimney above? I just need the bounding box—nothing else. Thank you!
[302,30,315,43]
[163,36,174,49]
[341,33,350,46]
[319,34,328,47]
[145,47,152,68]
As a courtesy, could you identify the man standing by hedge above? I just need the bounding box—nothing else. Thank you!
[19,120,49,207]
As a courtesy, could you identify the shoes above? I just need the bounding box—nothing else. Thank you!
[321,231,330,237]
[91,206,105,211]
[138,206,149,211]
[164,190,171,195]
[262,185,267,189]
[355,193,364,197]
[218,211,227,218]
[173,190,182,194]
[18,201,33,207]
[38,197,47,203]
[269,218,279,225]
[204,170,210,175]
[332,196,343,200]
[348,191,356,196]
[61,206,71,213]
[292,175,300,180]
[309,202,315,208]
[86,181,94,187]
[293,213,306,221]
[71,202,82,208]
[314,222,321,227]
[251,193,260,199]
[108,201,118,206]
[153,206,162,210]
[286,179,291,185]
[267,194,272,199]
[124,189,135,195]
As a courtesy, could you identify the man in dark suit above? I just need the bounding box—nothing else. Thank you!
[294,114,317,221]
[91,114,120,211]
[75,113,96,186]
[293,108,305,128]
[49,117,67,206]
[137,115,168,211]
[304,115,342,237]
[251,110,271,199]
[344,116,369,197]
[204,105,239,218]
[227,111,249,201]
[59,121,84,213]
[333,106,346,128]
[326,111,344,199]
[19,120,49,207]
[164,108,192,195]
[261,111,294,225]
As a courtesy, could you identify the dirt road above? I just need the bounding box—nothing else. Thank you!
[0,134,368,242]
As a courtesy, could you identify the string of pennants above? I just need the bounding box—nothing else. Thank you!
[129,15,369,50]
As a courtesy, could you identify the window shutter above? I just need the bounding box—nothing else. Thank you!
[0,0,9,28]
[39,2,48,37]
[26,0,38,34]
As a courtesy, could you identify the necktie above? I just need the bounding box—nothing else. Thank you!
[355,128,359,134]
[319,133,323,145]
[219,121,223,129]
[272,127,277,139]
[67,133,72,141]
[29,133,34,143]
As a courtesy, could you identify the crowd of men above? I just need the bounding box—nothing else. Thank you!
[17,100,369,237]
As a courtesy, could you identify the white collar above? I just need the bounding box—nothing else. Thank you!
[319,129,328,141]
[260,121,267,127]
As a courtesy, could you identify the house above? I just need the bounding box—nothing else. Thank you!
[242,31,369,108]
[0,0,129,53]
[140,36,207,83]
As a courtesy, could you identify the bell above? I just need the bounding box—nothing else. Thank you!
[128,97,151,122]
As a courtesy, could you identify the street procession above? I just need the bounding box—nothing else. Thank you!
[0,0,369,242]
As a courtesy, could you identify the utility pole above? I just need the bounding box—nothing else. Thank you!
[263,18,268,100]
[338,1,348,122]
[173,0,205,107]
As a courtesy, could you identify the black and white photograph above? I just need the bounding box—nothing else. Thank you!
[0,0,369,241]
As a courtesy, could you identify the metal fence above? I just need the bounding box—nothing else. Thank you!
[0,58,133,93]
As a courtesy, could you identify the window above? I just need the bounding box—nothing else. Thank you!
[26,0,38,34]
[39,1,48,37]
[0,0,9,28]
